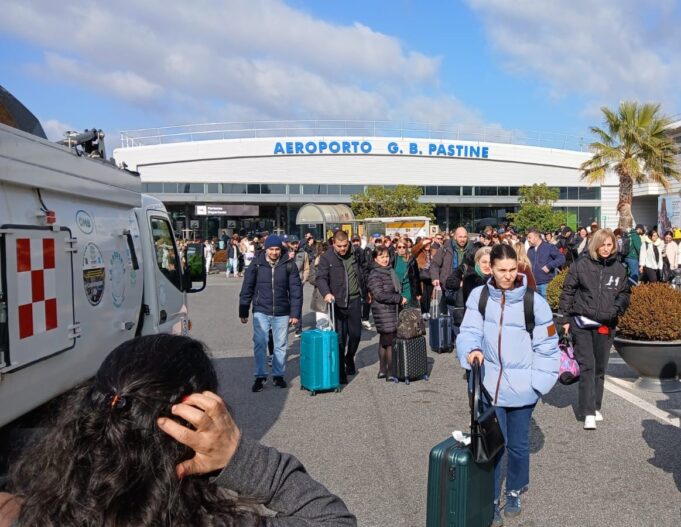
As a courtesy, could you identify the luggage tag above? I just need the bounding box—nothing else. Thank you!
[452,430,471,446]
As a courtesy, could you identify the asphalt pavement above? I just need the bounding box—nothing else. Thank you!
[195,274,681,527]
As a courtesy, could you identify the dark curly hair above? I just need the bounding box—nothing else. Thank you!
[9,334,259,526]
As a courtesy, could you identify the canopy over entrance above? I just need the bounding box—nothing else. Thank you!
[295,204,355,225]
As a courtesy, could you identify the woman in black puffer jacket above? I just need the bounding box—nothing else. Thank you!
[368,245,407,379]
[558,228,630,430]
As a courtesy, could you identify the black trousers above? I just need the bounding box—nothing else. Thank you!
[419,277,433,314]
[643,266,659,283]
[571,322,614,417]
[362,296,371,322]
[334,296,362,377]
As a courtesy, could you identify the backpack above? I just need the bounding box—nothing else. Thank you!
[477,286,535,338]
[619,234,631,258]
[397,307,427,339]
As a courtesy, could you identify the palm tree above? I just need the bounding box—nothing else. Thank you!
[581,101,680,229]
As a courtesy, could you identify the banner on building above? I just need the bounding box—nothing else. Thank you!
[658,194,681,234]
[195,204,260,216]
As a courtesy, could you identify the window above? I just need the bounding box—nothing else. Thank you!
[180,183,204,194]
[150,217,183,291]
[438,186,460,196]
[567,187,579,200]
[558,187,569,200]
[498,186,510,196]
[327,185,341,195]
[579,187,600,200]
[475,187,497,196]
[247,184,260,194]
[303,184,326,194]
[261,184,286,194]
[424,186,438,196]
[288,184,301,194]
[222,184,246,194]
[163,183,178,193]
[144,183,163,193]
[462,186,472,196]
[509,187,520,196]
[206,183,219,193]
[341,185,365,195]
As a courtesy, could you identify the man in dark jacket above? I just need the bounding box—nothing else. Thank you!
[317,230,366,383]
[430,227,475,288]
[239,235,303,392]
[527,228,566,298]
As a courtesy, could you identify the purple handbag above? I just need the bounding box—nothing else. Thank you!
[559,336,580,385]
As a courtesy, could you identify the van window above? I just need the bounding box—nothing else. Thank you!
[150,217,182,290]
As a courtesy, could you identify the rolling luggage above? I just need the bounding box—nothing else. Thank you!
[300,305,340,396]
[390,335,429,384]
[426,436,495,527]
[429,315,454,353]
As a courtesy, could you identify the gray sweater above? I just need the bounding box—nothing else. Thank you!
[213,437,357,526]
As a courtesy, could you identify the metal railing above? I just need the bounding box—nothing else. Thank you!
[119,119,594,152]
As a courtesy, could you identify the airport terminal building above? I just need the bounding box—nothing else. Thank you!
[112,121,669,239]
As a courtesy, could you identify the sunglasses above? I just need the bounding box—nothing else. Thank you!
[397,245,408,249]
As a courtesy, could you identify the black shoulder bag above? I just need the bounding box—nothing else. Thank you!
[470,360,505,464]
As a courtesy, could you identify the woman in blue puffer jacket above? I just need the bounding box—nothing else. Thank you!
[456,244,560,527]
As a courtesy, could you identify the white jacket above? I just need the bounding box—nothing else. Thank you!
[664,241,679,269]
[639,237,664,270]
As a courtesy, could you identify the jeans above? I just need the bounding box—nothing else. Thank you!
[334,296,362,377]
[535,283,548,298]
[253,312,289,378]
[229,257,238,276]
[484,400,536,500]
[625,257,639,283]
[571,322,613,416]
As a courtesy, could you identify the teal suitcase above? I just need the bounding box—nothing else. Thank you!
[300,326,340,396]
[426,436,495,527]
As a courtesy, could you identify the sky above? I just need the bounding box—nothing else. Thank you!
[1,0,680,151]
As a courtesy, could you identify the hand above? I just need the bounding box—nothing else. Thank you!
[240,317,248,324]
[639,266,643,273]
[289,317,299,325]
[563,323,570,334]
[416,295,422,301]
[542,265,550,273]
[324,294,335,304]
[367,292,372,304]
[401,297,408,305]
[468,350,484,366]
[157,391,241,479]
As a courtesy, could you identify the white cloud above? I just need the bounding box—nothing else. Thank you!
[41,118,73,141]
[467,0,681,115]
[0,0,464,129]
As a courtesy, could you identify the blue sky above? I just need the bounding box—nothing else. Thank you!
[2,0,680,149]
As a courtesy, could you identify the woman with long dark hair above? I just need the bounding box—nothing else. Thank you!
[1,334,355,526]
[457,244,560,526]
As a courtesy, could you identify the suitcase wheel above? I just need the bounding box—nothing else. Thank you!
[310,391,316,396]
[423,375,429,381]
[334,388,341,393]
[390,377,399,384]
[300,385,304,390]
[404,378,410,385]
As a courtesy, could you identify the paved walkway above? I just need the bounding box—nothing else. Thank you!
[196,275,681,526]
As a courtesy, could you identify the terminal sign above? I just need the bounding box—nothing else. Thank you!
[273,140,489,159]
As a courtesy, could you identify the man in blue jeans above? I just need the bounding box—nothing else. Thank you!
[526,228,565,298]
[239,235,303,392]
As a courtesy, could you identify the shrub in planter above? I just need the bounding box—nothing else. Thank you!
[546,268,568,312]
[213,250,227,263]
[617,283,681,341]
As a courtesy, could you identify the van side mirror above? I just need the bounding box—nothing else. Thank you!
[183,243,207,293]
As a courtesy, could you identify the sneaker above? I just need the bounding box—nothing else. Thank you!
[595,410,603,422]
[251,377,266,392]
[491,502,504,526]
[273,376,288,388]
[504,490,521,518]
[361,320,372,330]
[294,330,302,338]
[584,415,597,430]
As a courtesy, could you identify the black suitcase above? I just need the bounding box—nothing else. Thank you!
[391,335,429,384]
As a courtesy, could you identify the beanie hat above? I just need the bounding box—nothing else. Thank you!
[264,235,283,249]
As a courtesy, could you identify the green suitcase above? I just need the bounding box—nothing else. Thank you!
[426,436,495,527]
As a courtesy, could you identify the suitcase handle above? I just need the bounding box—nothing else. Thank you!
[326,300,336,332]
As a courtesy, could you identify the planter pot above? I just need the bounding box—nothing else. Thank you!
[613,337,681,392]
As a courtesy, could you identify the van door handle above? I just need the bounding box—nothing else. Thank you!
[160,310,167,323]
